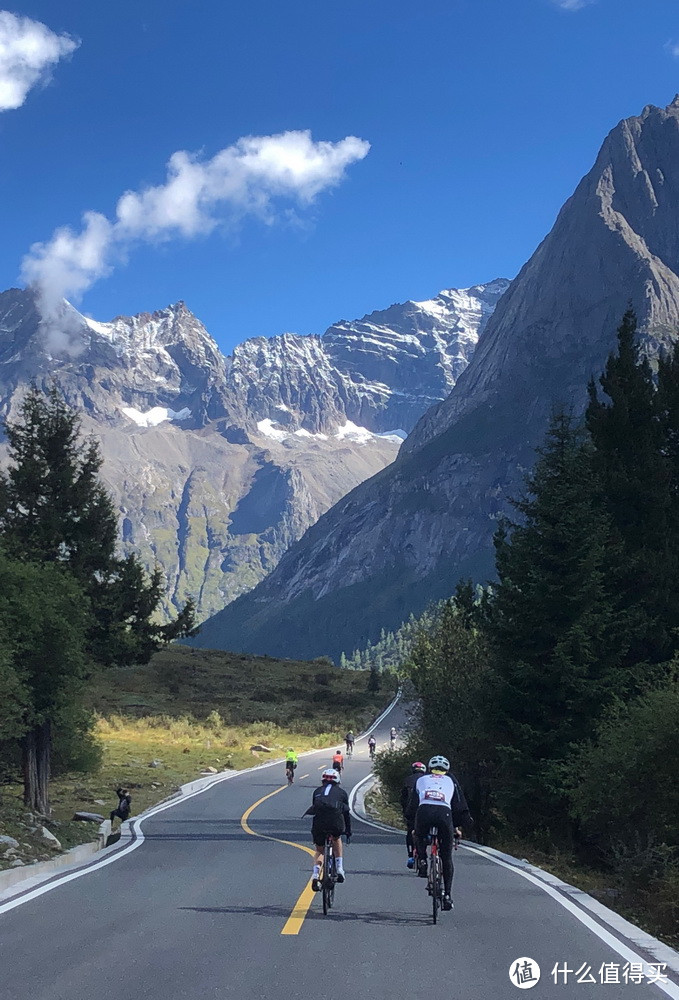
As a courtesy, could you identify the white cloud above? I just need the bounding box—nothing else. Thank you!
[665,40,679,59]
[0,10,78,111]
[21,130,370,325]
[551,0,593,9]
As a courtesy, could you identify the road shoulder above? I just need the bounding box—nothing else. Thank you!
[350,772,679,989]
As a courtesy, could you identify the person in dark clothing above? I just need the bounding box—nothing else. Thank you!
[407,755,473,910]
[304,768,352,890]
[110,787,131,826]
[400,762,427,868]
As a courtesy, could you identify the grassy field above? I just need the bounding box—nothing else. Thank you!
[0,647,396,872]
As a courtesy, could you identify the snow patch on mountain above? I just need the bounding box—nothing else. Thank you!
[122,405,192,427]
[257,417,407,447]
[335,421,405,444]
[256,418,290,441]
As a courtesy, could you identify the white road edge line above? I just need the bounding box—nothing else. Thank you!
[0,690,400,916]
[348,773,679,1000]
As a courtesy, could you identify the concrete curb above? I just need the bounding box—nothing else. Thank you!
[0,688,401,910]
[350,774,679,986]
[0,840,101,897]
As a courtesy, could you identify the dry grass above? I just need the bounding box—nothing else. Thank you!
[0,648,396,870]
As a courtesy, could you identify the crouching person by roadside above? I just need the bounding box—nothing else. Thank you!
[110,787,131,827]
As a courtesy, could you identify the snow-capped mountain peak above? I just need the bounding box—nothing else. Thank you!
[0,275,508,625]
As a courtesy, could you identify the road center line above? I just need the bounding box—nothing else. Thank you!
[239,785,316,936]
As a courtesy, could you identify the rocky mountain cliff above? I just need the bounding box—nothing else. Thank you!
[191,97,679,660]
[0,279,507,620]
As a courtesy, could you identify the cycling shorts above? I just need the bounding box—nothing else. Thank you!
[311,818,344,848]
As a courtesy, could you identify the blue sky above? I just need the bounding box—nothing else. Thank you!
[2,0,679,353]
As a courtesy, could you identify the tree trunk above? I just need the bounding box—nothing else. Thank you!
[22,720,51,815]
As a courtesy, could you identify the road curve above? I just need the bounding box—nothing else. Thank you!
[0,701,677,1000]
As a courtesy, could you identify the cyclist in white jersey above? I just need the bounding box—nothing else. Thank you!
[407,755,472,910]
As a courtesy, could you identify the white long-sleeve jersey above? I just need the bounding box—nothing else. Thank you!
[414,773,455,808]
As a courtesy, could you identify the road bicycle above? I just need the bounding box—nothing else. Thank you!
[423,828,460,921]
[369,744,376,760]
[426,825,444,924]
[321,834,338,915]
[345,742,353,758]
[285,764,295,785]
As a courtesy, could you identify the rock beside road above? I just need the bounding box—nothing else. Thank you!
[40,826,62,849]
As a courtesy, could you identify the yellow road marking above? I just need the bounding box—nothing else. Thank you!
[298,773,309,779]
[282,882,316,935]
[240,785,316,936]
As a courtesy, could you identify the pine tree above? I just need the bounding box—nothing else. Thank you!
[407,599,495,838]
[489,411,617,837]
[0,386,196,809]
[367,661,380,693]
[0,551,90,813]
[586,309,679,668]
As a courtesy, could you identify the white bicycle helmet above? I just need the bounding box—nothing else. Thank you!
[428,755,450,772]
[322,768,340,783]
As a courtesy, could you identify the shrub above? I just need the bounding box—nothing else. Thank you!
[205,710,223,733]
[567,677,679,850]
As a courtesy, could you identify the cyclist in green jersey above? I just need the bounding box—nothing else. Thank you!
[285,748,298,781]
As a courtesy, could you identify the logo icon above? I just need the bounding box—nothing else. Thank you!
[509,957,541,989]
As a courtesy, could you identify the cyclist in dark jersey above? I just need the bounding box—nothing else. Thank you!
[305,769,352,890]
[400,762,427,868]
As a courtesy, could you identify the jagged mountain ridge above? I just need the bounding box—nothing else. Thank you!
[226,278,509,436]
[191,97,679,660]
[0,278,507,620]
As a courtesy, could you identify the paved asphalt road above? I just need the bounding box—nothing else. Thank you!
[0,701,677,1000]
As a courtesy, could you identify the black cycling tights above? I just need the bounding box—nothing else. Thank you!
[415,805,454,895]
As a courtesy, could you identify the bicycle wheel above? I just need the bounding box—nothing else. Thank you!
[431,855,441,924]
[436,856,445,919]
[328,862,335,910]
[322,841,332,915]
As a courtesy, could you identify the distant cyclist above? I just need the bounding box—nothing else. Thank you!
[368,736,377,759]
[305,768,352,890]
[344,731,355,755]
[285,748,298,782]
[331,749,344,773]
[400,762,427,868]
[390,727,397,749]
[407,755,472,911]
